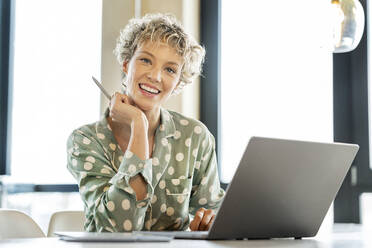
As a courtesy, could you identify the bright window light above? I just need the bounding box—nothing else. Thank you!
[11,0,102,184]
[221,0,333,183]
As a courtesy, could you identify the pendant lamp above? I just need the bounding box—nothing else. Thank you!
[331,0,365,53]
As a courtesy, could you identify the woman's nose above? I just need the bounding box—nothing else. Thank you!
[147,68,162,83]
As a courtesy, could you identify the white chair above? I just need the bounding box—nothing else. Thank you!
[47,210,85,237]
[0,209,45,239]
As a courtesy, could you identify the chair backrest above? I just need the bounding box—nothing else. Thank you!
[0,209,45,239]
[47,210,85,237]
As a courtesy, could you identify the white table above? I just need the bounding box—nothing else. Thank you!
[0,224,370,248]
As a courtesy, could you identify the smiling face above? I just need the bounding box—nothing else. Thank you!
[123,41,184,112]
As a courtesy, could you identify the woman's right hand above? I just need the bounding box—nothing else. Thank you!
[109,92,148,129]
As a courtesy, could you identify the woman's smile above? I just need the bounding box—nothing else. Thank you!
[138,83,161,97]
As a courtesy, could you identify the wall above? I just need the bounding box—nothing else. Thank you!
[100,0,201,119]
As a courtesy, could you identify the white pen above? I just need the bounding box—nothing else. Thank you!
[91,76,111,100]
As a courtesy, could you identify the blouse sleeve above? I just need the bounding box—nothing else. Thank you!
[67,129,154,232]
[188,131,225,216]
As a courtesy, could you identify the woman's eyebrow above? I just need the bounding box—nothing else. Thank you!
[138,51,181,67]
[167,61,180,67]
[138,51,155,57]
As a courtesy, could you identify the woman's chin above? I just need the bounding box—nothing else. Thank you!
[133,100,157,112]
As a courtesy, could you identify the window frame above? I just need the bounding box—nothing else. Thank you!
[200,0,227,190]
[0,0,14,176]
[333,0,372,223]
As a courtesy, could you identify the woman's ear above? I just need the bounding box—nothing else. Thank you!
[123,60,129,74]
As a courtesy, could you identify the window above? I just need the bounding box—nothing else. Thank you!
[10,0,102,184]
[220,0,333,182]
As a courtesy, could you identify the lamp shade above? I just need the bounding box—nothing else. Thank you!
[331,0,365,53]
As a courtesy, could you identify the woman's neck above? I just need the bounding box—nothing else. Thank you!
[142,107,161,137]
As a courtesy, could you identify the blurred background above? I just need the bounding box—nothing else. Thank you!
[0,0,371,234]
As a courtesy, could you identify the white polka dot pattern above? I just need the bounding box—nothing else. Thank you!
[72,159,77,166]
[177,195,185,203]
[97,133,105,139]
[89,185,97,192]
[159,180,165,189]
[171,179,180,185]
[159,124,165,131]
[125,151,133,159]
[145,220,152,230]
[107,201,115,211]
[198,198,207,205]
[194,126,202,134]
[176,153,184,162]
[83,137,91,145]
[121,199,130,210]
[128,164,136,174]
[168,166,174,175]
[165,154,170,162]
[151,195,157,204]
[180,119,189,126]
[138,216,143,226]
[66,108,226,233]
[98,204,105,213]
[124,187,134,194]
[160,204,167,213]
[192,149,198,157]
[161,138,168,146]
[156,173,162,181]
[137,202,146,208]
[109,143,116,151]
[174,130,181,139]
[195,161,201,170]
[152,157,159,166]
[86,156,95,163]
[185,138,191,147]
[201,177,208,185]
[166,207,174,216]
[84,162,93,170]
[123,220,132,231]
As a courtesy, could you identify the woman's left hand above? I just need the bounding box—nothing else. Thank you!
[189,208,215,231]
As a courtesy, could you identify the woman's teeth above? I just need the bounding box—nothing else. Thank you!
[139,84,160,94]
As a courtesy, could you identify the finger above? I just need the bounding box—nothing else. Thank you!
[199,209,213,231]
[121,94,129,104]
[189,208,205,231]
[109,92,120,110]
[206,214,215,231]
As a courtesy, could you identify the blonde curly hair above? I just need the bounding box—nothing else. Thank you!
[113,13,205,94]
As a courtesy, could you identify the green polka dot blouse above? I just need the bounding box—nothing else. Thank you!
[66,107,225,232]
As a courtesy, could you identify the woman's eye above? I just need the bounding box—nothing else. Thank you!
[140,58,151,64]
[166,67,176,74]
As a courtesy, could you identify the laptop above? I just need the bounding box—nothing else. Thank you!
[136,136,359,240]
[54,231,172,242]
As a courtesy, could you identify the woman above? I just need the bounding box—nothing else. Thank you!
[67,13,225,232]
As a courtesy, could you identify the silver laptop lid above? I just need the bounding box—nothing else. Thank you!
[209,136,359,240]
